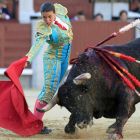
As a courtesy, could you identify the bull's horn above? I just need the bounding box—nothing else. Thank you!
[36,91,59,113]
[73,73,91,85]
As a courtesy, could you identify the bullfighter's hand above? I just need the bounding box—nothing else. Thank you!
[24,61,30,68]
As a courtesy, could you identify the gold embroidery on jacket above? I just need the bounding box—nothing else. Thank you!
[36,20,52,36]
[54,3,68,15]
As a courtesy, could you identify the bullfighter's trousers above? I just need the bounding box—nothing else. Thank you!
[38,43,71,103]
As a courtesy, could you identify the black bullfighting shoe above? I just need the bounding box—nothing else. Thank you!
[44,126,52,132]
[38,126,52,134]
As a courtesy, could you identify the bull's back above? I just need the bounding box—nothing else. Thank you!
[101,37,140,94]
[117,37,140,60]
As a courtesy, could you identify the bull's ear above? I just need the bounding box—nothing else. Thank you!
[73,73,91,85]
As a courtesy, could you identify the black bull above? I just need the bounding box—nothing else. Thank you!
[38,38,140,139]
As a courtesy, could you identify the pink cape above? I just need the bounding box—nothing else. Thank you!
[0,56,43,136]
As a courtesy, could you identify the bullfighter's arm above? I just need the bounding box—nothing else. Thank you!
[26,33,47,64]
[25,20,51,65]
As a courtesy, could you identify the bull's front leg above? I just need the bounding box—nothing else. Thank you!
[108,91,135,139]
[65,114,78,134]
[108,116,126,139]
[106,122,116,133]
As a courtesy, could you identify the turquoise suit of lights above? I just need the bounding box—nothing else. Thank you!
[26,4,73,103]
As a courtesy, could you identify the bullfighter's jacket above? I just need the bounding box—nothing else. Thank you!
[26,3,73,103]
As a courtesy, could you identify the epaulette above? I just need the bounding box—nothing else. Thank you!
[36,20,52,36]
[54,3,72,28]
[2,5,7,8]
[54,3,68,15]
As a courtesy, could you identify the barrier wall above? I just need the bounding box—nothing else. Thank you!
[0,21,135,68]
[0,22,31,68]
[71,21,135,59]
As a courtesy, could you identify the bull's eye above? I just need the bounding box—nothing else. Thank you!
[78,84,89,93]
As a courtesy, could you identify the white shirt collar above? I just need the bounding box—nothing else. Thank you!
[53,16,69,31]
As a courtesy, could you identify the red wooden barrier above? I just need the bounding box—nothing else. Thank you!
[0,21,135,68]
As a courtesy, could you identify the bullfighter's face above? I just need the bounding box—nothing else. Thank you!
[58,81,94,129]
[41,11,56,26]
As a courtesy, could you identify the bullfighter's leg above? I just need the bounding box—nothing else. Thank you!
[34,98,52,134]
[108,87,135,139]
[65,114,79,134]
[34,98,47,120]
[38,44,70,104]
[35,50,62,134]
[36,46,70,134]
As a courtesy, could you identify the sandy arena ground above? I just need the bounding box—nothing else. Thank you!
[0,88,140,140]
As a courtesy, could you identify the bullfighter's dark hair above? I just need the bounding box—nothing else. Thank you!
[40,2,55,13]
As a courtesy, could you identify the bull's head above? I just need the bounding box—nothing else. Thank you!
[36,73,94,130]
[58,73,93,129]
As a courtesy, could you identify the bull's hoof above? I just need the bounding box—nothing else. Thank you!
[108,132,123,139]
[36,108,45,113]
[65,125,79,134]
